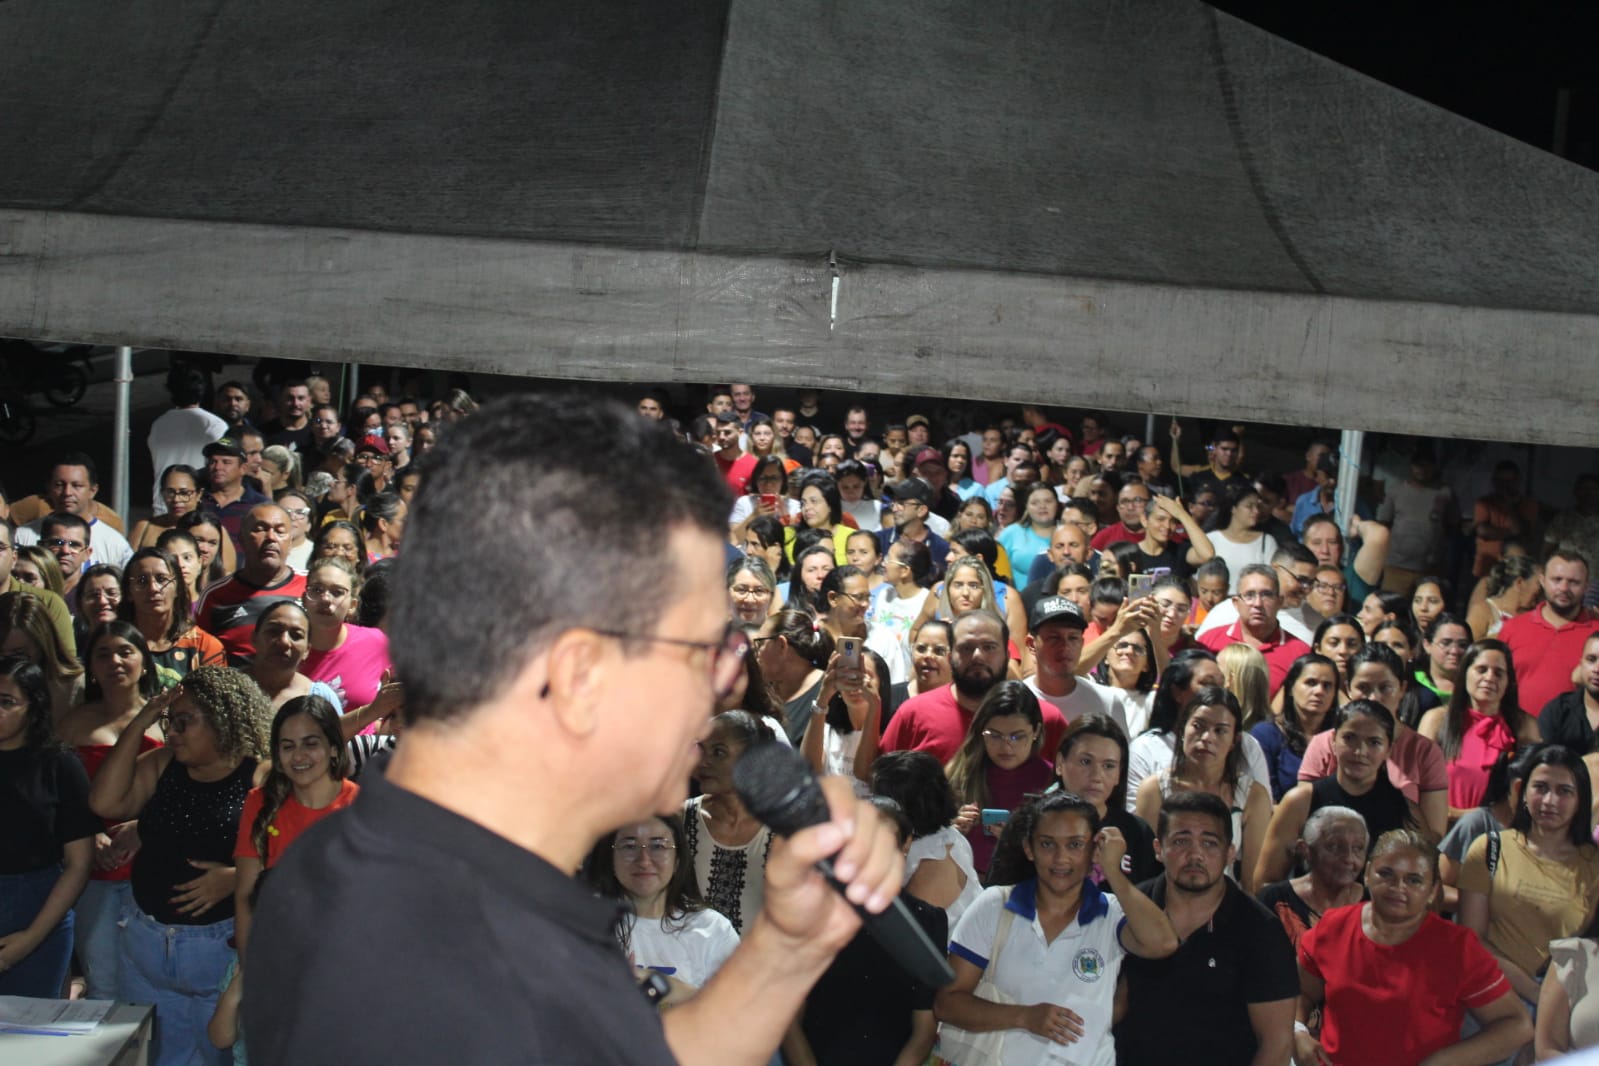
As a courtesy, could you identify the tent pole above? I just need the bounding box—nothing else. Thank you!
[349,362,360,407]
[1145,413,1155,448]
[111,346,134,518]
[1335,428,1364,534]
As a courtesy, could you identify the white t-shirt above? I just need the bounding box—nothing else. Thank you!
[949,882,1127,1066]
[866,585,931,685]
[906,825,982,930]
[148,406,228,515]
[1124,729,1271,812]
[842,498,883,533]
[727,495,801,526]
[1023,676,1129,737]
[625,909,740,989]
[1208,533,1280,594]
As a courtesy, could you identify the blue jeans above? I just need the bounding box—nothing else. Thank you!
[118,907,235,1066]
[0,866,74,998]
[76,879,133,1000]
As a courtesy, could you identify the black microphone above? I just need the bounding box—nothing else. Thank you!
[732,742,955,988]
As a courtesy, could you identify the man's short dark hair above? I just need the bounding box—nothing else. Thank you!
[49,451,99,488]
[166,367,209,407]
[1272,541,1317,567]
[390,395,729,722]
[1157,789,1233,845]
[41,510,90,540]
[278,378,309,396]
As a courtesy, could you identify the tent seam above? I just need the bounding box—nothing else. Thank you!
[63,0,231,211]
[1202,5,1325,294]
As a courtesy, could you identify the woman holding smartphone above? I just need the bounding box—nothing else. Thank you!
[945,682,1056,876]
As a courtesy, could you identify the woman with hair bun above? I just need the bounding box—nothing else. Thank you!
[753,608,833,746]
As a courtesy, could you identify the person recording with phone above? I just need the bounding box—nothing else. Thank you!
[944,681,1056,876]
[246,397,903,1066]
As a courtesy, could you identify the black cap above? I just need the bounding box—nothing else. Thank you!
[890,479,933,506]
[202,437,246,459]
[1029,595,1087,631]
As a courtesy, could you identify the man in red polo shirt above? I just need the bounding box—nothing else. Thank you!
[1198,563,1311,696]
[881,609,1067,763]
[1499,549,1598,716]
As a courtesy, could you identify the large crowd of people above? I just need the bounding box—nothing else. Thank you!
[3,368,1599,1064]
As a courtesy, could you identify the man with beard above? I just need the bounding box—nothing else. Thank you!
[1197,565,1311,697]
[195,503,307,664]
[1115,791,1296,1066]
[880,610,1068,763]
[1537,631,1599,750]
[1499,549,1599,715]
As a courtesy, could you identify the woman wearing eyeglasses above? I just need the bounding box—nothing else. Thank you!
[89,666,270,1066]
[118,548,226,690]
[275,489,316,573]
[726,556,776,626]
[130,465,208,553]
[1093,628,1157,737]
[945,681,1056,877]
[73,563,124,654]
[301,557,393,716]
[584,813,739,1007]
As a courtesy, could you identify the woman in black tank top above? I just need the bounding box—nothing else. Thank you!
[88,666,270,1066]
[1254,700,1421,887]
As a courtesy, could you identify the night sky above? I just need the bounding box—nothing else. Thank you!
[1211,2,1598,171]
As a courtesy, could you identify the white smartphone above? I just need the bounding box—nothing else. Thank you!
[1127,573,1155,600]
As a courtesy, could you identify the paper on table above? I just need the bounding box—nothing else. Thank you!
[0,996,114,1034]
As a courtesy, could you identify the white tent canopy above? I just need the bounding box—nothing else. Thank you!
[2,0,1596,444]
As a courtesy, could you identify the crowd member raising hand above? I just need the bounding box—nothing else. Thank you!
[935,792,1178,1066]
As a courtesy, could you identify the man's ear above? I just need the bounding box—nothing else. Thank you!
[541,629,611,738]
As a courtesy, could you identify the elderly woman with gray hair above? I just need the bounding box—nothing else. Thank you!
[1255,805,1369,948]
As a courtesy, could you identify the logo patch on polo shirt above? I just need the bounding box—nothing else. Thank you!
[1073,948,1105,982]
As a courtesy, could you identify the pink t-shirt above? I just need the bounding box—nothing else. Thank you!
[1297,726,1448,804]
[301,625,391,711]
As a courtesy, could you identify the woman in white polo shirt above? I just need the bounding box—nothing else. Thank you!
[934,793,1178,1065]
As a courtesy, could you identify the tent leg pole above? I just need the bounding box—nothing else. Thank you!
[1145,413,1155,448]
[349,362,360,407]
[1335,428,1365,534]
[112,346,134,518]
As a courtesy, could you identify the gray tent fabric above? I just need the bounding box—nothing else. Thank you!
[1,0,1596,444]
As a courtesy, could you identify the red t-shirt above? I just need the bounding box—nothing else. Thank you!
[76,737,163,882]
[1091,521,1143,551]
[1197,622,1311,697]
[1498,608,1599,719]
[196,571,309,663]
[1299,905,1508,1066]
[235,778,360,868]
[880,685,1068,765]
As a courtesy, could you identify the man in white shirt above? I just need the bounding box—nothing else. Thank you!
[1023,595,1129,735]
[148,366,228,514]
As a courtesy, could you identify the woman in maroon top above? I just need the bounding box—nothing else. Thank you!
[944,681,1055,875]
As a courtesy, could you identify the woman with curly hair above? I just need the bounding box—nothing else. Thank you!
[89,666,270,1066]
[0,655,97,998]
[233,695,357,957]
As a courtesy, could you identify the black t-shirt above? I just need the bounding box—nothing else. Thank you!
[261,420,314,454]
[132,756,257,924]
[1131,542,1192,580]
[1309,772,1411,843]
[802,893,945,1065]
[1185,469,1249,503]
[0,746,100,873]
[1115,876,1297,1066]
[246,764,677,1066]
[1539,690,1595,751]
[1099,806,1161,886]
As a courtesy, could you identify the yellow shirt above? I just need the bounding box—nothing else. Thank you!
[1460,831,1599,978]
